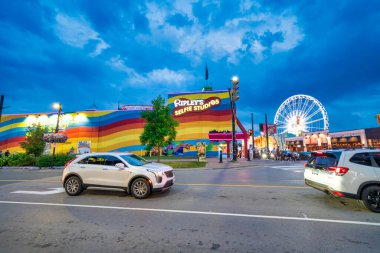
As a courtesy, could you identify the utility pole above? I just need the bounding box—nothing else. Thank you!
[228,88,236,161]
[52,103,62,162]
[0,95,4,123]
[251,113,255,159]
[265,113,269,154]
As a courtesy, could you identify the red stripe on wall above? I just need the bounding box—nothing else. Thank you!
[98,122,146,137]
[98,118,146,132]
[175,110,232,123]
[0,136,25,149]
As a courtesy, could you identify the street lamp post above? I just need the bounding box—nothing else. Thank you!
[52,103,62,162]
[230,76,239,161]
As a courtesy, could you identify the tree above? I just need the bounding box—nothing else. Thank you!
[20,124,47,157]
[140,95,179,162]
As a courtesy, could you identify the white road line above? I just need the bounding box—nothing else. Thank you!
[271,166,303,168]
[11,188,65,195]
[0,200,379,227]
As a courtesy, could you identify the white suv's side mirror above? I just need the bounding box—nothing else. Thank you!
[115,163,125,169]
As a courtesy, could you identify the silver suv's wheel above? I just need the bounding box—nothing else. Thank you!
[131,178,151,199]
[361,186,380,213]
[65,176,83,196]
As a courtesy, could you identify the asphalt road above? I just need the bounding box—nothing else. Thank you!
[0,160,379,252]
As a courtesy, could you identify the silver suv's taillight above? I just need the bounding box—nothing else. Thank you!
[327,166,349,176]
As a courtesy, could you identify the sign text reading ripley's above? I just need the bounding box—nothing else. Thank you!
[173,97,221,116]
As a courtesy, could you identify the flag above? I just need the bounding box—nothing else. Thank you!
[205,64,209,81]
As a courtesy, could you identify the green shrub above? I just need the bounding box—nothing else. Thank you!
[36,154,76,167]
[6,153,36,166]
[0,157,9,167]
[36,155,53,167]
[53,154,76,166]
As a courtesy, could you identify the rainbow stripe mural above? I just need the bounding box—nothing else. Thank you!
[0,110,147,155]
[0,90,232,156]
[168,90,232,156]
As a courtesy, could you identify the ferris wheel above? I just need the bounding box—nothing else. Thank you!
[274,94,329,135]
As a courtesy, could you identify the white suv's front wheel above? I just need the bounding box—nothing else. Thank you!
[131,178,151,199]
[65,176,83,196]
[362,186,380,213]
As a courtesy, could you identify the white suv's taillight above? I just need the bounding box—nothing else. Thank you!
[64,158,75,169]
[328,166,349,176]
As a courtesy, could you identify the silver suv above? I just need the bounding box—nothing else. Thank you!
[304,149,380,212]
[62,152,175,199]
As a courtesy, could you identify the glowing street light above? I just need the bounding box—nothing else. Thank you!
[229,75,240,161]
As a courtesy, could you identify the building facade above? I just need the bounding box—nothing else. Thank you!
[0,90,233,157]
[285,127,380,152]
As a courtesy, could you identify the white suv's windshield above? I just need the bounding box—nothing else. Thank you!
[121,154,149,166]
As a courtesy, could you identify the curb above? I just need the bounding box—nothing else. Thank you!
[0,166,64,170]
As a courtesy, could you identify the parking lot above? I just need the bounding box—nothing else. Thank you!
[1,160,379,252]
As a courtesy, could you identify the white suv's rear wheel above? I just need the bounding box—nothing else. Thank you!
[361,186,380,213]
[65,176,83,196]
[131,178,151,199]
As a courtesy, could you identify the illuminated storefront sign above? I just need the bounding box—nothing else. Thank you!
[120,105,153,111]
[173,97,221,116]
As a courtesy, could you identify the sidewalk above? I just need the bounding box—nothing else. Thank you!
[205,157,258,169]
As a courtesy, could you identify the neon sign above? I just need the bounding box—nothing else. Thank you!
[173,97,221,116]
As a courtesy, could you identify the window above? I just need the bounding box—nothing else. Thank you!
[101,155,123,166]
[120,154,149,166]
[77,156,122,165]
[308,152,338,169]
[349,153,371,166]
[372,152,380,167]
[314,156,337,169]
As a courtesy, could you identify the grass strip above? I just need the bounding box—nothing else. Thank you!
[160,161,206,169]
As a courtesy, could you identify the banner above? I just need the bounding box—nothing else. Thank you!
[78,140,91,154]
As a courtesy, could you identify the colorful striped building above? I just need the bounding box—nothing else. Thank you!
[0,90,233,156]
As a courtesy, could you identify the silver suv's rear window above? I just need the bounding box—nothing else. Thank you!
[308,151,341,169]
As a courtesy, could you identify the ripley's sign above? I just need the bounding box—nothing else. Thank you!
[173,97,221,116]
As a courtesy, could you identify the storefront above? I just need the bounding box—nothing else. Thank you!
[0,90,242,157]
[285,128,379,151]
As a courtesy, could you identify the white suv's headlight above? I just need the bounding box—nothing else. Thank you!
[147,169,164,183]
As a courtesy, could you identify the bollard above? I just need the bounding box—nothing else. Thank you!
[219,150,223,163]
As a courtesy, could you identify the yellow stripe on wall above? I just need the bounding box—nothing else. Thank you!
[0,121,27,132]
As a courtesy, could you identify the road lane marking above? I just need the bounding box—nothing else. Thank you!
[0,180,308,189]
[176,183,309,189]
[0,200,379,227]
[11,188,65,195]
[0,180,60,183]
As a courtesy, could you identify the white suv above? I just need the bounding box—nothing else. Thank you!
[304,149,380,212]
[62,152,175,199]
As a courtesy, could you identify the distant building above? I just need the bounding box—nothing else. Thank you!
[285,127,380,152]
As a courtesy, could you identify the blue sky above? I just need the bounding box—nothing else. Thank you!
[0,0,379,132]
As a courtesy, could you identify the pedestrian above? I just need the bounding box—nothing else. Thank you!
[69,147,74,154]
[4,150,10,157]
[0,150,2,157]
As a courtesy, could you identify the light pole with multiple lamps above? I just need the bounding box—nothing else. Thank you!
[229,76,239,161]
[52,103,62,161]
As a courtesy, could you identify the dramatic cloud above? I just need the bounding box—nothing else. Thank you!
[144,2,303,63]
[54,14,109,56]
[0,0,379,131]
